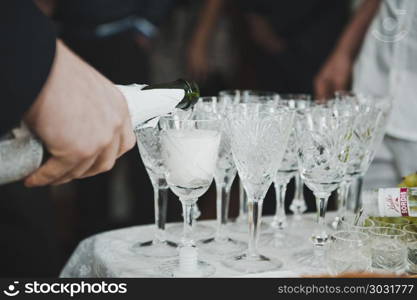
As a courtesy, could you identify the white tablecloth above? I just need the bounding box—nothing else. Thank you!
[60,212,341,278]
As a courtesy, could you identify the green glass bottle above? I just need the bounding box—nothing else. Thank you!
[142,79,200,110]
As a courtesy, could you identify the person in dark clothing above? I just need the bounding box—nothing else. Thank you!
[239,0,350,93]
[235,0,350,214]
[0,0,137,276]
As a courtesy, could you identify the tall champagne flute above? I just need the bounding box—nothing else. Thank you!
[158,117,221,277]
[132,125,177,257]
[293,106,354,271]
[223,105,294,273]
[193,97,246,256]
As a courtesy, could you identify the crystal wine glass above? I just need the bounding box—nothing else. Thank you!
[132,125,177,257]
[165,111,215,241]
[330,101,383,229]
[219,90,278,234]
[278,95,312,221]
[223,104,294,273]
[158,117,221,277]
[337,92,392,213]
[293,106,354,271]
[267,96,312,246]
[193,97,246,256]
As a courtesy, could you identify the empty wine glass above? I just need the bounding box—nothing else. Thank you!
[157,117,221,277]
[193,97,246,256]
[132,125,178,257]
[278,95,312,221]
[337,92,392,213]
[222,105,294,273]
[369,227,407,273]
[267,96,312,246]
[262,99,311,248]
[326,231,372,276]
[293,106,354,271]
[264,127,298,248]
[219,90,278,234]
[329,98,384,229]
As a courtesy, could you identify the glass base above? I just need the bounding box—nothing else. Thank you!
[289,200,307,218]
[222,253,283,274]
[293,247,327,274]
[131,240,178,258]
[198,237,247,257]
[328,216,342,231]
[259,232,300,249]
[157,258,215,278]
[166,223,215,241]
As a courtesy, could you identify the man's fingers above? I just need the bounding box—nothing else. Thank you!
[117,121,136,158]
[81,138,120,178]
[51,155,98,185]
[24,157,75,187]
[314,79,329,103]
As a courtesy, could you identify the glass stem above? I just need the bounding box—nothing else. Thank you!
[153,179,168,244]
[290,173,306,219]
[272,180,289,230]
[247,199,263,258]
[336,180,351,218]
[295,173,304,201]
[215,181,231,242]
[354,176,364,213]
[238,179,248,221]
[181,199,197,248]
[313,193,330,247]
[192,203,201,220]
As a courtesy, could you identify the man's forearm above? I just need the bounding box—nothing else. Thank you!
[191,0,223,47]
[335,0,381,59]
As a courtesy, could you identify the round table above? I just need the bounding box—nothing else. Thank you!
[60,213,337,278]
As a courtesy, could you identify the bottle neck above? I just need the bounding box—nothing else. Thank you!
[142,79,200,110]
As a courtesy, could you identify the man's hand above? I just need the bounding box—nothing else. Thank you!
[23,40,136,187]
[314,52,353,101]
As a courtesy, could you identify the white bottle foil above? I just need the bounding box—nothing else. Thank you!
[0,84,185,185]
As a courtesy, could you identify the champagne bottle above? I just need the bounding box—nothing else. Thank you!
[142,79,200,110]
[0,79,199,185]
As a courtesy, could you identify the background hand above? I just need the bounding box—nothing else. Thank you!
[314,52,353,102]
